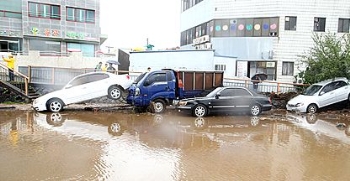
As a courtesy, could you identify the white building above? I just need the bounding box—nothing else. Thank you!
[180,0,350,83]
[128,50,237,78]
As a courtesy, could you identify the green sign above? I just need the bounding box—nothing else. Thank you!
[66,32,85,39]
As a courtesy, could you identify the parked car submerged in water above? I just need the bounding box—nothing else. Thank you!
[176,86,272,117]
[286,77,350,113]
[33,72,132,112]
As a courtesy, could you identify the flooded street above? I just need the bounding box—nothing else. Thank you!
[1,110,350,181]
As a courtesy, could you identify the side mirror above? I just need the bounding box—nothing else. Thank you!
[215,93,221,99]
[65,84,73,89]
[319,91,325,96]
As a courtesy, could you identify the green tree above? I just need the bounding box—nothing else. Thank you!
[298,32,350,84]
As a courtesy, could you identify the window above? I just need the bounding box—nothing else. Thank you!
[248,61,276,80]
[314,17,326,32]
[285,16,297,31]
[67,7,74,21]
[334,81,347,89]
[88,74,109,82]
[28,2,60,19]
[67,43,94,57]
[220,88,235,96]
[338,18,350,33]
[282,62,294,76]
[145,73,167,85]
[321,83,334,94]
[66,7,95,23]
[29,39,61,52]
[234,89,251,96]
[215,64,226,71]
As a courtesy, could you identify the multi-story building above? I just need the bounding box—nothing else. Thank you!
[180,0,350,82]
[0,0,104,57]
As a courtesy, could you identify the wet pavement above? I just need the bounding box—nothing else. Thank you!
[1,109,350,181]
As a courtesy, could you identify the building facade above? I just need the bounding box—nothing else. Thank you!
[0,0,103,57]
[180,0,350,82]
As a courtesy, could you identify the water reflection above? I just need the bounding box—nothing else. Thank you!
[1,111,350,180]
[286,113,350,139]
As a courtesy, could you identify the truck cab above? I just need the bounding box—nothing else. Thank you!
[127,70,178,112]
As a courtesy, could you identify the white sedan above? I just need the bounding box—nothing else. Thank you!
[33,72,132,112]
[286,77,350,113]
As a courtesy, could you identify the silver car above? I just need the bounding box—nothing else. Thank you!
[286,77,350,113]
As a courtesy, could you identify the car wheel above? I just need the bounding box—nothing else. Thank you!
[307,104,318,114]
[250,104,261,116]
[108,122,123,136]
[152,99,166,113]
[193,117,207,129]
[46,98,64,112]
[46,113,65,127]
[306,113,318,124]
[250,116,260,126]
[192,104,207,117]
[108,86,122,100]
[153,114,164,124]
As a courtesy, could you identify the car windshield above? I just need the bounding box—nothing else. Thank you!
[206,87,224,97]
[133,72,147,84]
[302,85,322,95]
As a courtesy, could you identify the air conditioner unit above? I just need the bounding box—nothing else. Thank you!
[268,50,274,59]
[202,35,210,42]
[269,32,278,37]
[285,17,290,22]
[297,77,303,84]
[204,43,212,49]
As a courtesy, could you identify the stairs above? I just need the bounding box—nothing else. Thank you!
[0,64,36,102]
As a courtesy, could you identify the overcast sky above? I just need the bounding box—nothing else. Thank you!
[100,0,181,50]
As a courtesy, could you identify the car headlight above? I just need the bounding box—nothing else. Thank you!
[296,103,304,107]
[178,101,187,106]
[135,88,141,96]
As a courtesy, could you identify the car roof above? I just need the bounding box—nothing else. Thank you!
[78,71,114,77]
[314,77,348,86]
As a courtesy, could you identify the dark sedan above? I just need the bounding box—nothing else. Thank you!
[176,86,272,117]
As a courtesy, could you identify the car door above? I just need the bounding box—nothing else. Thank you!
[231,88,253,112]
[83,73,110,100]
[332,80,349,103]
[62,75,90,104]
[142,72,170,103]
[318,82,336,107]
[210,88,235,113]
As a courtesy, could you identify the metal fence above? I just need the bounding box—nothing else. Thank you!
[18,66,308,93]
[223,78,307,93]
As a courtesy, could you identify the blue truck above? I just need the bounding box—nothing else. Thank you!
[126,69,224,113]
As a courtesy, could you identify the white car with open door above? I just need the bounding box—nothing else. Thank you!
[33,72,132,112]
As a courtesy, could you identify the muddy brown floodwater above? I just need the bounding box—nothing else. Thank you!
[1,110,350,181]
